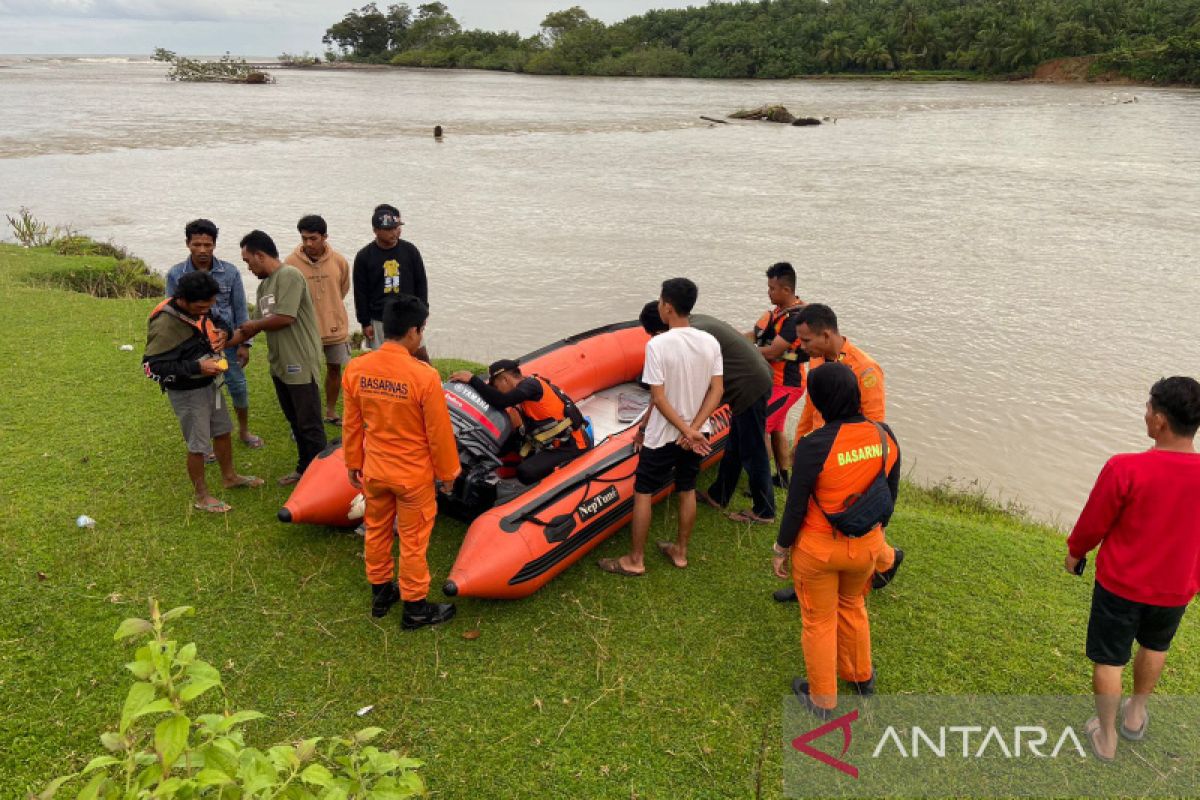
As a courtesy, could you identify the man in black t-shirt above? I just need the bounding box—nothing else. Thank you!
[352,204,429,356]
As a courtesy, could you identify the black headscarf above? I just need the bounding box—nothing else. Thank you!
[807,362,861,423]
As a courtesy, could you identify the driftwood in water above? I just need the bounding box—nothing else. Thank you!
[728,105,824,126]
[699,116,728,124]
[152,48,275,84]
[729,105,795,123]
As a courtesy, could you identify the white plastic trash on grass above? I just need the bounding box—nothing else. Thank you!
[76,515,96,529]
[119,344,134,351]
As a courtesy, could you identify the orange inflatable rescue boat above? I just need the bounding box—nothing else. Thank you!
[278,321,731,600]
[276,442,360,527]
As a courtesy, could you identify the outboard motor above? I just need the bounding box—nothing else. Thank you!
[441,381,513,520]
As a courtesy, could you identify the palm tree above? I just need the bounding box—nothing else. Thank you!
[914,18,946,68]
[972,26,1006,72]
[819,30,855,71]
[1003,17,1048,69]
[855,36,894,71]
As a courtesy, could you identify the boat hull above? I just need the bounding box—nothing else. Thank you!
[277,441,359,527]
[279,320,733,600]
[444,410,729,599]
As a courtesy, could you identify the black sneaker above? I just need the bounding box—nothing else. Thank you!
[402,599,457,630]
[847,669,876,697]
[370,582,400,618]
[773,586,798,603]
[791,678,833,721]
[871,547,905,590]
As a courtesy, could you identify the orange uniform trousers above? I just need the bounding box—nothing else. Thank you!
[791,526,885,710]
[363,477,437,601]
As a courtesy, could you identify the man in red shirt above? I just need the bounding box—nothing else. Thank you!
[1066,376,1200,762]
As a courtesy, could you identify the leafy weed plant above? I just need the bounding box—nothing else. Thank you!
[35,600,425,800]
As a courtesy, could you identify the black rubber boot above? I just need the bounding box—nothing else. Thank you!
[773,586,798,603]
[846,669,877,696]
[871,547,905,590]
[791,678,833,721]
[401,598,456,630]
[370,582,400,618]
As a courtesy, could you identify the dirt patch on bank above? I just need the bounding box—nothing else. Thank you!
[1031,56,1133,84]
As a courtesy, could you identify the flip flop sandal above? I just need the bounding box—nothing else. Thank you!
[323,416,343,426]
[277,472,302,486]
[596,557,645,577]
[240,435,265,449]
[225,475,264,489]
[656,540,687,568]
[1119,700,1149,741]
[193,499,231,513]
[727,510,776,524]
[1085,717,1115,763]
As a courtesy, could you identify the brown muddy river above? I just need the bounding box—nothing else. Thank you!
[2,56,1198,523]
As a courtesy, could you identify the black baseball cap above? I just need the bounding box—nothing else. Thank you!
[372,209,403,230]
[488,359,520,383]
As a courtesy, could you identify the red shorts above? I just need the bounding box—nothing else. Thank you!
[765,385,804,434]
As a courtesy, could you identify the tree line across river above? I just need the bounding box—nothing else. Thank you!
[312,0,1200,85]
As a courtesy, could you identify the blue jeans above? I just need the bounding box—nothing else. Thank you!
[222,345,249,409]
[706,391,775,519]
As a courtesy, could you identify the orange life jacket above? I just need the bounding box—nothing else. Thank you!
[518,375,589,454]
[755,304,806,387]
[149,298,225,353]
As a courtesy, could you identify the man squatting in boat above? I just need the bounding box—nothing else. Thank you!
[449,361,593,485]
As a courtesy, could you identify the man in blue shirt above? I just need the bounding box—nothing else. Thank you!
[166,219,263,450]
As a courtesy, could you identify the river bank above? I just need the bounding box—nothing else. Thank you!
[273,55,1179,87]
[5,243,1194,796]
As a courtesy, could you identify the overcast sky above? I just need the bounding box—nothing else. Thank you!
[0,0,705,55]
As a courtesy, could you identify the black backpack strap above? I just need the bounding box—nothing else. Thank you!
[873,422,888,482]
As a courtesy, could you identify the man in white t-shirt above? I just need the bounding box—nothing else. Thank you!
[598,278,724,576]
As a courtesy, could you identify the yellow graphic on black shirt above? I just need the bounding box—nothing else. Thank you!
[383,259,401,294]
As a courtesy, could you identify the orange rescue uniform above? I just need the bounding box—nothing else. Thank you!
[342,342,460,600]
[792,338,894,576]
[778,418,901,710]
[793,338,885,439]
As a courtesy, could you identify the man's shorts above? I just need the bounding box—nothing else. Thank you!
[1086,581,1190,666]
[323,341,352,366]
[765,385,805,434]
[167,383,233,454]
[368,319,385,351]
[634,442,703,495]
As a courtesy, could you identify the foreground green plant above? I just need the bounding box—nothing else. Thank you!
[35,600,425,800]
[6,206,52,247]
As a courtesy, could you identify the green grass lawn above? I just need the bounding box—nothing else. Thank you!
[1,244,1196,798]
